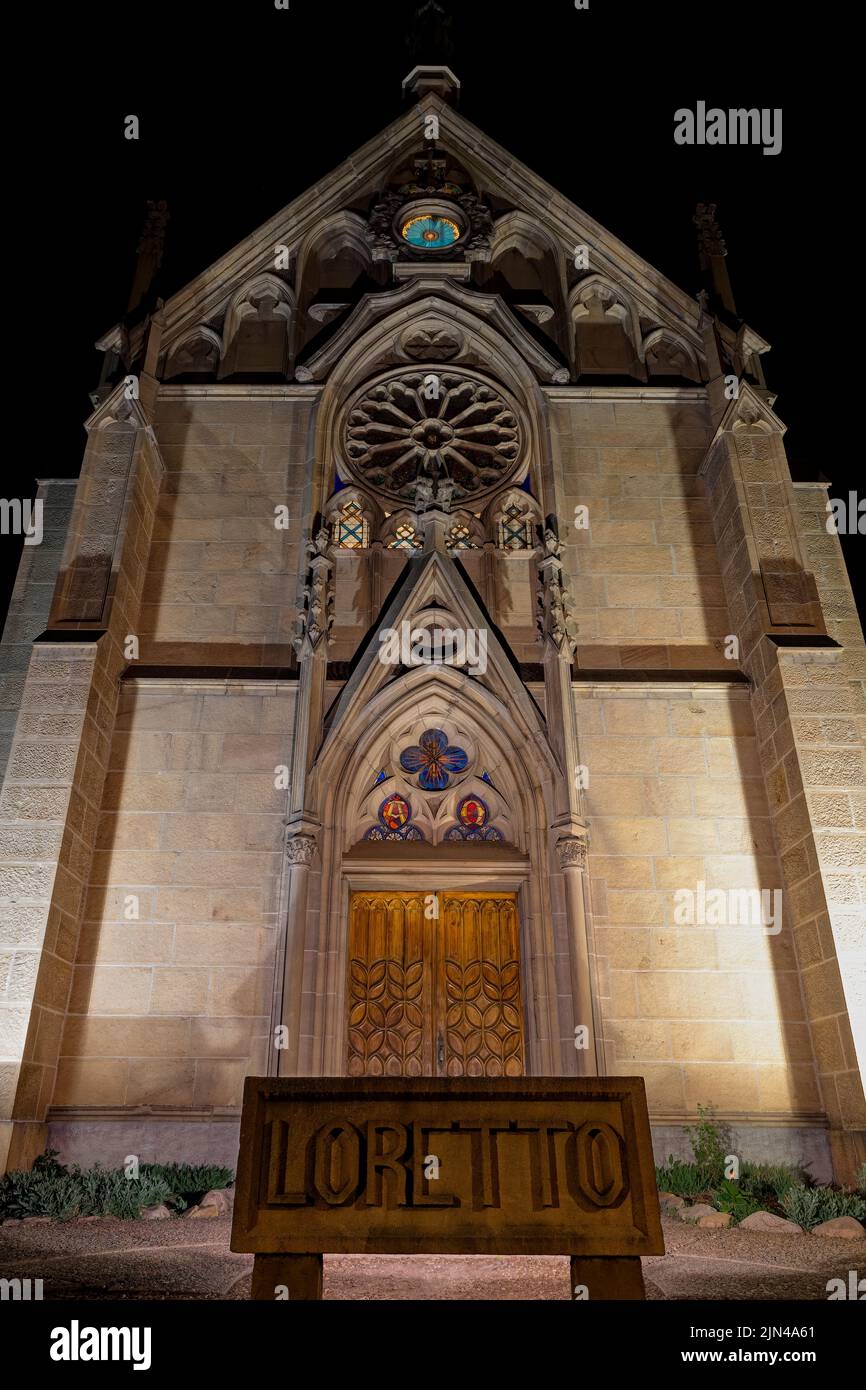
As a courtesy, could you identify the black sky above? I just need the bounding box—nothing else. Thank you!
[4,0,861,623]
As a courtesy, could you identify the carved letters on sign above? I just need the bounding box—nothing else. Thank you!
[231,1078,665,1260]
[265,1114,629,1211]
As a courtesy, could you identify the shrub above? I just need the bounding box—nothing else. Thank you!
[713,1179,762,1223]
[655,1157,713,1199]
[738,1162,804,1208]
[782,1184,866,1230]
[856,1164,866,1195]
[685,1104,730,1188]
[0,1152,234,1222]
[141,1163,233,1203]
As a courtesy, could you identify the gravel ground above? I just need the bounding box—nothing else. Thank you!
[1,1216,863,1301]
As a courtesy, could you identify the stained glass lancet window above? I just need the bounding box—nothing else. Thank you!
[446,523,476,550]
[499,503,532,551]
[388,523,423,551]
[334,499,369,550]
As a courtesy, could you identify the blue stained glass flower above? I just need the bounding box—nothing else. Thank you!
[399,728,469,791]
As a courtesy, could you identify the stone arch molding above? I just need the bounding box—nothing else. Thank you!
[347,705,519,849]
[309,292,557,511]
[312,664,553,855]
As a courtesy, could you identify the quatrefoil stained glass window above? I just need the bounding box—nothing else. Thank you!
[399,728,469,792]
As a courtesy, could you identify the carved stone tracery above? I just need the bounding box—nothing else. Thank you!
[343,369,522,503]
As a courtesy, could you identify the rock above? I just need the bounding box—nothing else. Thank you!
[658,1192,685,1211]
[1,1218,23,1227]
[697,1210,732,1228]
[141,1203,172,1221]
[20,1215,52,1225]
[185,1203,219,1219]
[811,1216,866,1239]
[199,1187,233,1215]
[680,1203,717,1223]
[737,1211,802,1234]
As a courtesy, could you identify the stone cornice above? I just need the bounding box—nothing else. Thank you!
[544,385,708,402]
[157,383,322,401]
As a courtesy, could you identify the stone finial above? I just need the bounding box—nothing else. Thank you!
[694,202,727,259]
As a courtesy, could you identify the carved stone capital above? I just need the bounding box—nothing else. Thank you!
[556,835,588,871]
[286,833,317,867]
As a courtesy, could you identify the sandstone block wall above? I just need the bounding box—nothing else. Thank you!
[552,395,732,668]
[52,680,295,1113]
[143,394,316,664]
[575,684,821,1125]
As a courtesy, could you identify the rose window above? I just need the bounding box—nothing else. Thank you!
[343,371,523,503]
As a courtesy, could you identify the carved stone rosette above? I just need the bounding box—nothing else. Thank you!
[365,192,404,262]
[556,836,588,872]
[293,527,334,653]
[537,527,578,656]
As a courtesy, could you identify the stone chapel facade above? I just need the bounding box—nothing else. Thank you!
[1,67,863,1182]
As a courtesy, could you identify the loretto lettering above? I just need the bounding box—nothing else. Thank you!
[231,1077,664,1264]
[268,1115,627,1209]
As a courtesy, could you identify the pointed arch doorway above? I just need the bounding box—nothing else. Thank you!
[347,890,524,1078]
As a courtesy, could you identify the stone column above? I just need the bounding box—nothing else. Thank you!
[271,832,318,1078]
[557,835,597,1076]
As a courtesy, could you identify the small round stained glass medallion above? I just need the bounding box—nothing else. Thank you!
[457,796,489,829]
[380,794,412,831]
[402,214,461,250]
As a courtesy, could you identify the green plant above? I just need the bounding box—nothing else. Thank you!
[141,1163,232,1201]
[713,1178,762,1223]
[655,1157,713,1199]
[0,1151,234,1222]
[781,1184,866,1230]
[685,1104,731,1187]
[856,1164,866,1195]
[738,1162,804,1208]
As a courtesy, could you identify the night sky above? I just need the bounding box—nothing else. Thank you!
[4,0,860,623]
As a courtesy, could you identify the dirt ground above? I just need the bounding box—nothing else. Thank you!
[1,1215,863,1300]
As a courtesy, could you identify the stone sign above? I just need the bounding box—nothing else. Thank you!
[231,1077,664,1299]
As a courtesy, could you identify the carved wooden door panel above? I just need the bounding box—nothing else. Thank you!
[440,893,524,1078]
[347,893,435,1077]
[346,891,523,1078]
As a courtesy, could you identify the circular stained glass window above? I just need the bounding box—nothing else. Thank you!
[402,214,461,250]
[457,796,489,829]
[380,795,412,831]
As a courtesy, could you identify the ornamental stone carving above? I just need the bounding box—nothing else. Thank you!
[537,526,578,656]
[293,527,334,653]
[343,370,522,504]
[556,836,588,871]
[286,834,317,866]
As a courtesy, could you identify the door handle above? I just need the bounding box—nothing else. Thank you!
[437,1034,445,1067]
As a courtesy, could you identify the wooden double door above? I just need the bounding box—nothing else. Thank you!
[347,891,524,1078]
